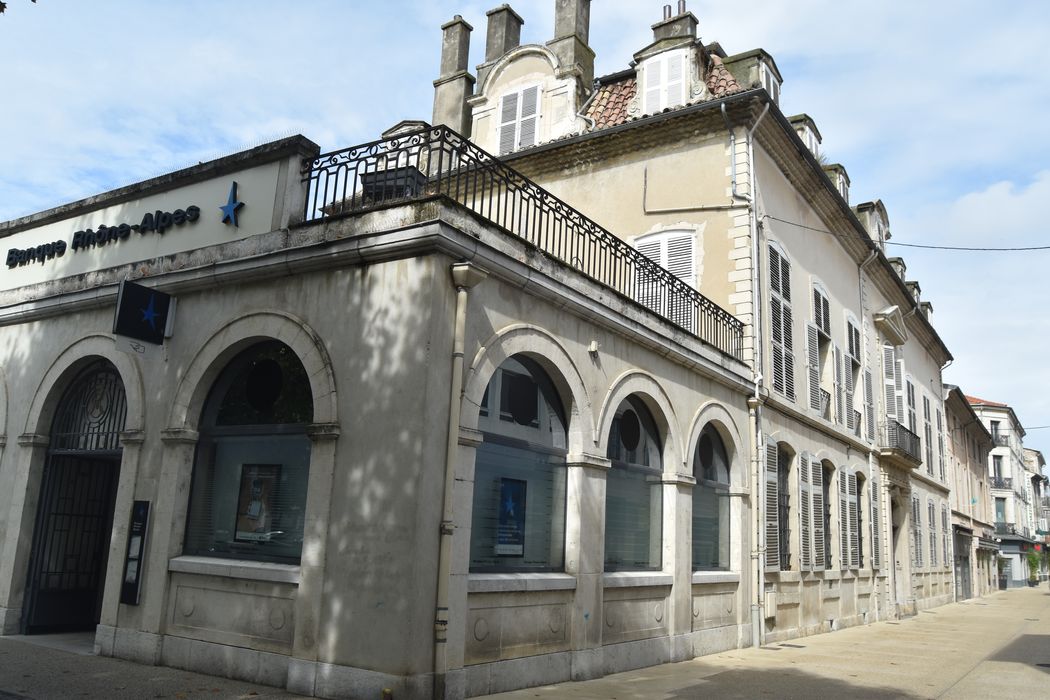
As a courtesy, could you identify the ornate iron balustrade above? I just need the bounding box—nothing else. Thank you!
[995,522,1017,536]
[882,419,921,462]
[300,125,744,360]
[991,476,1013,490]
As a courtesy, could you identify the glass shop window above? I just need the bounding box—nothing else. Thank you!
[605,396,664,571]
[184,341,313,564]
[693,424,731,571]
[470,356,568,572]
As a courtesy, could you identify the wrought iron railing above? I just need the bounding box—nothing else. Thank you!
[881,419,921,462]
[300,125,744,360]
[993,434,1010,447]
[991,476,1013,490]
[995,522,1017,536]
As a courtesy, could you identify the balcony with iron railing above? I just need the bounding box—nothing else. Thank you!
[299,125,744,360]
[991,476,1013,490]
[993,434,1010,447]
[995,522,1018,536]
[879,419,922,470]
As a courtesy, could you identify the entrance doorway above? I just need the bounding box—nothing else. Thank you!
[23,362,126,634]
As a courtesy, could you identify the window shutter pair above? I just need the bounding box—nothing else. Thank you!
[870,478,882,569]
[635,231,695,330]
[907,381,917,433]
[882,345,898,423]
[811,457,826,569]
[643,51,687,114]
[911,495,923,568]
[769,247,795,401]
[848,473,860,569]
[764,442,781,571]
[498,86,540,155]
[813,289,830,337]
[928,500,938,567]
[941,504,950,567]
[847,321,861,361]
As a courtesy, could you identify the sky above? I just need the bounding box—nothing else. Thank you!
[2,0,1049,460]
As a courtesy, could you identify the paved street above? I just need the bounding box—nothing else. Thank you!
[0,588,1047,699]
[481,587,1050,700]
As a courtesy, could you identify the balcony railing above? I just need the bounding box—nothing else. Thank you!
[300,125,744,360]
[995,522,1018,536]
[881,419,921,463]
[991,476,1013,490]
[993,434,1010,447]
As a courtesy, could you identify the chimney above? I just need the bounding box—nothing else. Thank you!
[485,5,524,62]
[546,0,594,89]
[888,256,906,281]
[920,301,934,322]
[652,0,698,43]
[905,280,921,304]
[432,16,476,136]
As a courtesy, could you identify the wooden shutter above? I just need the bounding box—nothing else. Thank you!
[518,86,539,149]
[498,91,519,155]
[765,442,780,571]
[769,246,782,295]
[834,345,844,425]
[664,233,695,286]
[799,453,812,570]
[820,295,830,336]
[937,409,945,479]
[635,238,661,314]
[864,370,876,440]
[845,357,856,432]
[771,298,786,395]
[813,289,824,334]
[941,504,950,567]
[928,500,937,567]
[811,457,825,569]
[882,345,897,421]
[644,56,663,114]
[665,52,686,108]
[783,305,795,401]
[839,471,849,569]
[870,477,881,569]
[848,473,860,569]
[808,325,821,411]
[912,495,923,568]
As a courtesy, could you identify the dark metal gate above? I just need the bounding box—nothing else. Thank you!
[23,362,126,634]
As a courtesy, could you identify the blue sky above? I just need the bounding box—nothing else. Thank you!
[2,0,1049,459]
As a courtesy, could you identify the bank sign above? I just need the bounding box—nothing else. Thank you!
[5,181,246,270]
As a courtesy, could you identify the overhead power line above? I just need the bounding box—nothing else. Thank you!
[762,215,1050,252]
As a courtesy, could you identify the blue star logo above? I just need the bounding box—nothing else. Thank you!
[503,494,516,517]
[141,294,159,331]
[220,181,245,227]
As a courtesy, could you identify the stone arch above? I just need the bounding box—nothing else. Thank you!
[464,324,591,455]
[23,334,144,437]
[685,401,744,488]
[596,370,680,473]
[477,44,559,98]
[167,311,336,431]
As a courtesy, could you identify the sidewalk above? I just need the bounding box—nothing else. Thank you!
[480,586,1050,700]
[0,633,314,699]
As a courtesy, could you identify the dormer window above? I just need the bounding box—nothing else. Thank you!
[498,85,541,155]
[642,49,688,114]
[760,61,780,105]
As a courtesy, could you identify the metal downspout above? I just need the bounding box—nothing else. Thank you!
[434,262,487,700]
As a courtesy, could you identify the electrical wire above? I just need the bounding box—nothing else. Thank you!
[762,214,1050,252]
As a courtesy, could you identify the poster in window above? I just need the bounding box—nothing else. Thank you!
[235,464,281,542]
[495,478,526,556]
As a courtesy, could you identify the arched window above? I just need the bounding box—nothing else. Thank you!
[470,356,567,572]
[605,396,663,571]
[693,424,730,571]
[184,341,314,564]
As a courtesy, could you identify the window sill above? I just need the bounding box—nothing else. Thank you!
[691,571,740,585]
[467,573,577,593]
[168,555,301,585]
[603,571,673,588]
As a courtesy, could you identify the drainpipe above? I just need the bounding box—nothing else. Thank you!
[434,262,487,700]
[726,98,770,648]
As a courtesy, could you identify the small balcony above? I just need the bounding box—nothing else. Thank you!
[991,476,1013,490]
[995,522,1018,536]
[993,434,1010,447]
[879,420,922,470]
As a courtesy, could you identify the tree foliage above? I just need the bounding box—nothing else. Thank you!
[0,1,38,15]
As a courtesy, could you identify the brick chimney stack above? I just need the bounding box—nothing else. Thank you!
[432,16,476,136]
[652,0,698,43]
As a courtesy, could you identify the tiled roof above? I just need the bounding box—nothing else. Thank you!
[583,53,743,132]
[966,395,1009,408]
[584,77,636,130]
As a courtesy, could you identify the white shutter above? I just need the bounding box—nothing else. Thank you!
[783,305,795,401]
[769,246,782,296]
[771,299,786,395]
[839,471,849,569]
[808,325,821,411]
[765,442,780,571]
[644,56,663,113]
[635,238,661,314]
[928,500,937,567]
[882,345,897,421]
[912,496,923,568]
[870,477,882,569]
[848,473,859,569]
[799,453,812,570]
[845,359,856,432]
[665,52,686,109]
[834,345,844,425]
[864,370,876,440]
[937,409,945,480]
[518,86,539,149]
[665,233,695,286]
[941,504,950,567]
[811,457,825,569]
[498,92,519,155]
